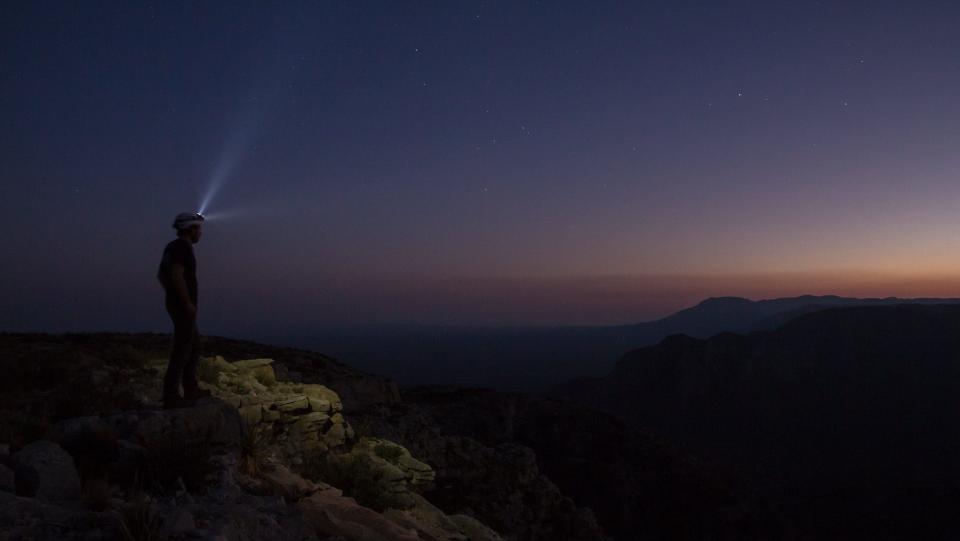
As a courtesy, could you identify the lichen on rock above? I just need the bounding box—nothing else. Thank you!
[198,355,354,462]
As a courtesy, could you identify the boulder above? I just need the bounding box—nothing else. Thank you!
[303,384,343,412]
[308,397,331,413]
[384,493,468,541]
[259,463,325,501]
[275,396,310,414]
[323,423,347,448]
[396,453,435,485]
[231,358,275,371]
[355,438,436,486]
[11,440,81,501]
[297,489,420,541]
[49,416,116,452]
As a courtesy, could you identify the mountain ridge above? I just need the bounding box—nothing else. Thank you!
[302,294,960,391]
[550,303,960,539]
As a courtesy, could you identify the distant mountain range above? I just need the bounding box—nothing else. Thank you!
[550,303,960,539]
[301,295,960,391]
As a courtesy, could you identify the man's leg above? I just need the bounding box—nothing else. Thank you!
[182,323,205,395]
[182,323,212,400]
[164,306,195,404]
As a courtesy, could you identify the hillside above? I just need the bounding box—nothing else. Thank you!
[0,333,787,540]
[302,295,960,391]
[550,304,960,540]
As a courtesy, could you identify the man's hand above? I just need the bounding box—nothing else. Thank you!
[185,303,197,320]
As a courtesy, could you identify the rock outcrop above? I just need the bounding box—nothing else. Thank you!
[1,344,503,541]
[356,400,611,541]
[198,356,356,464]
[358,387,792,541]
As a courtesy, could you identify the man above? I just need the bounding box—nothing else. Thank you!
[157,212,212,409]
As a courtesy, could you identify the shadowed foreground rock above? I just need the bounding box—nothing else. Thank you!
[11,439,82,501]
[551,304,960,540]
[358,387,791,541]
[0,343,504,541]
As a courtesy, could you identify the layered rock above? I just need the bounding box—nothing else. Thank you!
[197,356,356,464]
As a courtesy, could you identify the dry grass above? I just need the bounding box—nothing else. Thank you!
[117,474,161,541]
[239,422,272,477]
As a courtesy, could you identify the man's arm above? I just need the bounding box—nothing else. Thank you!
[170,263,196,317]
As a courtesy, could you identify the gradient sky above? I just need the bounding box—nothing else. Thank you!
[3,1,960,332]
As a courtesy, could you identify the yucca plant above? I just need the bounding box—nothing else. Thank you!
[117,474,161,541]
[239,421,272,477]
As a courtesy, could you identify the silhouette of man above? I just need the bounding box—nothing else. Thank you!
[157,212,212,409]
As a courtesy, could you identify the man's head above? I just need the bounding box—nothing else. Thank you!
[173,212,204,244]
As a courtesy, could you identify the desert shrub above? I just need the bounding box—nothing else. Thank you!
[301,452,412,512]
[117,476,161,541]
[239,422,271,477]
[373,443,404,464]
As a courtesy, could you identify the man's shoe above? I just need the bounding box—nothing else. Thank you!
[184,387,212,401]
[163,395,196,410]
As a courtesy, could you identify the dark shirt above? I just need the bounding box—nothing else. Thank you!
[157,238,198,306]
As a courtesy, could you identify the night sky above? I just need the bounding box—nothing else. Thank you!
[3,1,960,334]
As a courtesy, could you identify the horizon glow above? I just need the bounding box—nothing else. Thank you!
[3,2,960,332]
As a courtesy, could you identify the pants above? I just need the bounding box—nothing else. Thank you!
[164,300,201,399]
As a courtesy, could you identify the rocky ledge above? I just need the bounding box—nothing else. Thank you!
[0,350,503,541]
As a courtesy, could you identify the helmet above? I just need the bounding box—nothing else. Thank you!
[172,212,205,230]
